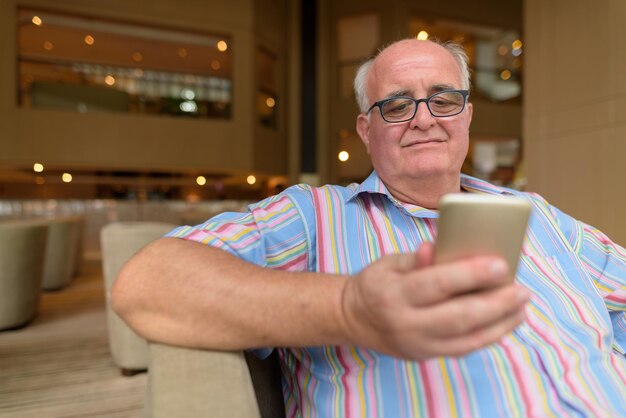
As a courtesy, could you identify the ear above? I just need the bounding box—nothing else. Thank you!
[464,102,473,126]
[356,114,371,154]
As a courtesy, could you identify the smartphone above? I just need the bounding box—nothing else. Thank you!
[434,193,532,280]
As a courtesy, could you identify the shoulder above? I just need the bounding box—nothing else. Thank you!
[251,183,357,211]
[461,175,566,222]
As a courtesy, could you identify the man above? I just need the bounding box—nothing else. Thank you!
[112,39,626,416]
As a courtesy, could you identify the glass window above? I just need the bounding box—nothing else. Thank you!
[18,8,233,118]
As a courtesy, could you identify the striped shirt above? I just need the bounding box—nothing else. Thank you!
[167,171,626,417]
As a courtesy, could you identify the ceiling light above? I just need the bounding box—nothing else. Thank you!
[246,175,256,185]
[105,75,116,86]
[43,41,54,51]
[33,163,44,172]
[196,176,207,186]
[338,151,350,162]
[266,97,276,108]
[179,101,197,113]
[62,173,73,183]
[181,88,195,100]
[32,16,42,26]
[217,40,228,52]
[417,31,429,41]
[84,35,95,45]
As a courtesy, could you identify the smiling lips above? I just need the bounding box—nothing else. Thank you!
[401,138,446,147]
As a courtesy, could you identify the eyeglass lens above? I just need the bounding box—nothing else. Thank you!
[381,91,465,121]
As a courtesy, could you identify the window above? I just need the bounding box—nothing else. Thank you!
[18,8,233,118]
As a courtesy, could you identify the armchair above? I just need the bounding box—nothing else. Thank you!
[146,344,285,418]
[0,219,48,329]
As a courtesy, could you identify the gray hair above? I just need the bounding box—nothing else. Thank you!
[353,39,471,113]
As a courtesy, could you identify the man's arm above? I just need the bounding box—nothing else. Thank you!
[111,237,529,361]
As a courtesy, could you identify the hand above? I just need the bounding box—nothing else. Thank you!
[339,243,529,360]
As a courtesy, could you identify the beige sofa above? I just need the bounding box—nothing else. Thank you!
[0,219,48,330]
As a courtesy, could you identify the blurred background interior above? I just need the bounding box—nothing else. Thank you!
[1,0,626,415]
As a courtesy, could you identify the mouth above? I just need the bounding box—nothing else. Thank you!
[401,139,446,148]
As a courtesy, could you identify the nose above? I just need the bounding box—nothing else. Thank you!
[408,100,436,130]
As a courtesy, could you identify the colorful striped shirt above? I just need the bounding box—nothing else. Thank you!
[167,171,626,417]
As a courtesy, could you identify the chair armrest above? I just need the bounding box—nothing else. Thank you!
[147,343,262,418]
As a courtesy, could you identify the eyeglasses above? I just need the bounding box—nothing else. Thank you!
[366,90,469,123]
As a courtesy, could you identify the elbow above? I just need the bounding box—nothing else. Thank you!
[110,262,134,320]
[109,237,178,342]
[110,239,163,337]
[110,257,143,332]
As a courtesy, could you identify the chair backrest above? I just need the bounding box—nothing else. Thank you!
[100,221,176,371]
[0,219,48,329]
[41,215,82,290]
[147,343,285,418]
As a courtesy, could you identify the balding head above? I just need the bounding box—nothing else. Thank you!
[354,39,470,113]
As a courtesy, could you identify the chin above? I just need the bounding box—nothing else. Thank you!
[406,161,453,177]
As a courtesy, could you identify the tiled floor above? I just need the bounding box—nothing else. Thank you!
[0,260,146,418]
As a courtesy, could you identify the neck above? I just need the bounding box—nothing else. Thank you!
[382,173,461,209]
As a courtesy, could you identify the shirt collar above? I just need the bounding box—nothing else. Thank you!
[347,171,514,218]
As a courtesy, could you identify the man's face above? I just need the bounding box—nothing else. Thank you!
[356,40,473,191]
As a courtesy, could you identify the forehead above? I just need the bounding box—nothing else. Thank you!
[368,41,462,97]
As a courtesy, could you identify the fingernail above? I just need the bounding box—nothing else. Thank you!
[489,259,508,276]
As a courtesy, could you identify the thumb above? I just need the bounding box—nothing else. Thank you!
[389,242,435,273]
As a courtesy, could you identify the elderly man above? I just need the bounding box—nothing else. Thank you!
[113,39,626,417]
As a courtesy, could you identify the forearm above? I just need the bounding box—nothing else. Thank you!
[111,237,349,350]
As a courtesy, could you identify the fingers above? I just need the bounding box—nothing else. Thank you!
[417,284,529,339]
[394,285,529,359]
[401,256,511,306]
[424,303,527,358]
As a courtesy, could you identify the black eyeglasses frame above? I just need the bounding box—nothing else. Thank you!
[366,89,470,123]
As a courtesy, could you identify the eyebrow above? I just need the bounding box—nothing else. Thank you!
[381,84,459,101]
[430,83,457,93]
[384,89,410,100]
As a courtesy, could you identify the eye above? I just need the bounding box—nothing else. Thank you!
[428,92,465,115]
[383,99,414,115]
[430,98,453,106]
[390,102,409,111]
